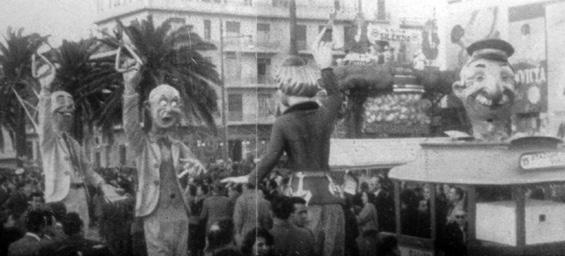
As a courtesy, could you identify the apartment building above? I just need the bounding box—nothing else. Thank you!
[92,0,363,165]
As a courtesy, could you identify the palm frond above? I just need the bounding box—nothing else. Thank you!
[103,15,220,131]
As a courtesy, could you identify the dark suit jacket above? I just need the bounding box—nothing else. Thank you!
[440,222,467,256]
[233,190,272,238]
[248,68,342,204]
[8,233,54,256]
[0,227,23,256]
[0,186,10,206]
[200,195,233,232]
[41,234,110,256]
[270,219,316,256]
[2,192,29,217]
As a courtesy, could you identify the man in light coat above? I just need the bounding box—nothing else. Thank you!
[122,60,205,256]
[37,62,116,236]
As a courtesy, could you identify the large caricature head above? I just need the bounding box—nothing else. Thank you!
[147,84,182,130]
[453,39,516,123]
[51,91,75,132]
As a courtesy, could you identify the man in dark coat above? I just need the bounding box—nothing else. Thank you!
[223,27,345,256]
[41,212,110,256]
[439,209,467,256]
[233,183,272,246]
[269,196,316,256]
[8,210,60,256]
[200,184,233,233]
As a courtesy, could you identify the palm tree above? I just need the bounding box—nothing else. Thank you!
[100,15,220,132]
[0,27,48,165]
[50,38,122,143]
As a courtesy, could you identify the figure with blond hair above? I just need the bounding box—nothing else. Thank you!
[223,27,345,256]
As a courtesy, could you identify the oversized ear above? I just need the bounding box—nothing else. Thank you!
[452,80,467,99]
[143,100,151,111]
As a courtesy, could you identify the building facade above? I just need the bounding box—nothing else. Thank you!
[92,0,365,166]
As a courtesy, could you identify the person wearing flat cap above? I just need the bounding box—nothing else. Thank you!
[452,38,517,141]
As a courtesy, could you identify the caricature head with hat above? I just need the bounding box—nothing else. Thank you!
[452,39,517,140]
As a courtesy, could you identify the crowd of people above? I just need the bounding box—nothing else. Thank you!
[0,27,541,256]
[0,162,479,256]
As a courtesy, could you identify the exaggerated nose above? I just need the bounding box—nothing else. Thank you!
[482,75,504,101]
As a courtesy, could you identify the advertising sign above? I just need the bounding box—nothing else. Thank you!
[546,2,565,117]
[508,3,547,113]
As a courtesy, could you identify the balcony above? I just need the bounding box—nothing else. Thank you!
[221,37,281,54]
[224,76,276,88]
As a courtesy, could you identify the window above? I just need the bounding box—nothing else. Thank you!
[272,0,288,7]
[344,25,356,45]
[95,152,101,168]
[225,53,241,80]
[258,94,272,117]
[119,145,127,165]
[167,17,186,30]
[257,23,270,43]
[167,17,185,24]
[318,25,333,42]
[228,94,243,121]
[377,0,386,20]
[226,21,240,36]
[296,25,307,50]
[204,20,211,40]
[25,141,33,160]
[257,58,271,84]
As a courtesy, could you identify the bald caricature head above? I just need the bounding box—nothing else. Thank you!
[452,39,517,139]
[147,84,182,130]
[51,91,75,133]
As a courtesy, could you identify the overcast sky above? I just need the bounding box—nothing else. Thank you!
[0,0,442,46]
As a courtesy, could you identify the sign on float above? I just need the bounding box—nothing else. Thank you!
[519,151,565,170]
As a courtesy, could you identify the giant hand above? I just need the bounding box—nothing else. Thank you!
[100,183,126,204]
[220,175,249,184]
[311,26,334,70]
[32,53,56,91]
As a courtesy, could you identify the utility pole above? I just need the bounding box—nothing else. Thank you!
[289,0,297,55]
[219,18,229,162]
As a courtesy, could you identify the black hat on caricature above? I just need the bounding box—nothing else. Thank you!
[466,38,515,63]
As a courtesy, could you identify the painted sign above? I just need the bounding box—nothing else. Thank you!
[367,25,421,43]
[520,151,565,170]
[546,2,565,122]
[508,3,547,113]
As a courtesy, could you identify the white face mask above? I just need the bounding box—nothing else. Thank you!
[148,85,182,129]
[51,91,75,132]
